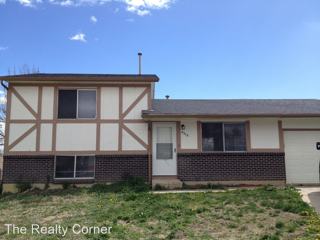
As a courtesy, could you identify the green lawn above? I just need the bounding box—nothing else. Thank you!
[0,184,320,239]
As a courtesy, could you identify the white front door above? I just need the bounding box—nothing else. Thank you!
[284,131,320,184]
[152,122,177,176]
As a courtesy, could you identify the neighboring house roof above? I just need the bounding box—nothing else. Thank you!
[142,99,320,117]
[0,73,159,82]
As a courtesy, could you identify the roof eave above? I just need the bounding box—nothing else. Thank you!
[0,75,159,83]
[142,113,320,119]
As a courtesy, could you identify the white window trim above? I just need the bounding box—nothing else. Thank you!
[202,122,247,153]
[54,155,96,180]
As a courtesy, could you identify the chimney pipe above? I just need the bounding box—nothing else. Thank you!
[138,52,142,75]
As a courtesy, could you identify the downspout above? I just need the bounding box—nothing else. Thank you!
[1,80,8,91]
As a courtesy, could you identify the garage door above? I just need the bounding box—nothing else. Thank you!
[284,131,320,184]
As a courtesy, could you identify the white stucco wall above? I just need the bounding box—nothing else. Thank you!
[250,118,279,149]
[123,87,145,115]
[282,118,320,129]
[56,124,96,151]
[14,86,38,112]
[10,94,35,120]
[180,120,198,149]
[41,87,54,119]
[11,129,36,152]
[40,124,52,151]
[101,87,119,119]
[9,123,34,145]
[100,123,119,151]
[124,123,148,144]
[122,129,146,150]
[125,94,148,119]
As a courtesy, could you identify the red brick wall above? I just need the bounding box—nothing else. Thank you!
[177,152,286,181]
[2,155,54,183]
[95,155,149,182]
[2,155,149,184]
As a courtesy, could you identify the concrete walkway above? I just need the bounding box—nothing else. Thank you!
[298,187,320,213]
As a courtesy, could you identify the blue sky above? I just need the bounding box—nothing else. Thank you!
[0,0,320,99]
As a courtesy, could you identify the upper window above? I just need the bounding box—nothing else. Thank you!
[58,89,96,119]
[202,122,246,152]
[55,155,95,179]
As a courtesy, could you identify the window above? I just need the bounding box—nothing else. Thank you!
[156,127,173,159]
[58,89,96,119]
[55,156,95,179]
[202,122,246,152]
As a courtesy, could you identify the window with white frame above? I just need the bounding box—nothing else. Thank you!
[58,89,96,119]
[202,122,246,152]
[55,156,95,179]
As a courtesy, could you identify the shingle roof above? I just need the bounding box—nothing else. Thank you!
[0,73,159,82]
[142,99,320,117]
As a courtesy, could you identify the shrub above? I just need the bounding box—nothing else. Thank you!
[16,182,32,193]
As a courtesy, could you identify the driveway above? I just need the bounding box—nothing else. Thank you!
[298,187,320,213]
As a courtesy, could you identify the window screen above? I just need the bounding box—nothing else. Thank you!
[202,123,223,151]
[78,90,96,119]
[224,123,246,151]
[55,156,75,178]
[156,127,173,160]
[58,90,77,119]
[76,156,95,178]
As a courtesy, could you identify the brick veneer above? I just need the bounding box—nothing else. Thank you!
[177,152,286,181]
[2,155,55,183]
[95,155,148,182]
[2,155,149,184]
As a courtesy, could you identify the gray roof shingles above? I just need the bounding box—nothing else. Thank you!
[142,99,320,117]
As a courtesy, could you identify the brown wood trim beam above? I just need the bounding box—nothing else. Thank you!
[122,123,148,150]
[4,87,12,155]
[11,87,37,118]
[278,120,284,151]
[197,121,202,151]
[176,121,181,151]
[36,86,42,151]
[282,128,320,131]
[122,87,148,119]
[52,86,58,152]
[8,124,37,151]
[96,87,101,151]
[118,87,123,151]
[245,120,251,151]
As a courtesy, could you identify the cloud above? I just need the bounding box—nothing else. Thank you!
[0,0,6,4]
[9,0,174,16]
[0,46,8,51]
[125,0,172,16]
[69,32,86,42]
[90,15,97,23]
[17,0,42,7]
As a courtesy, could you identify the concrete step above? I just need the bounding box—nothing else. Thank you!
[152,177,183,190]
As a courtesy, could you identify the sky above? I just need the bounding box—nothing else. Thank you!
[0,0,320,99]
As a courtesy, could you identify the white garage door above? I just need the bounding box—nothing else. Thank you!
[284,131,320,184]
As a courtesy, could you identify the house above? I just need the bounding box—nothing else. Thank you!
[1,73,320,192]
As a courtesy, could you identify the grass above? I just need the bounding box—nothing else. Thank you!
[0,184,319,239]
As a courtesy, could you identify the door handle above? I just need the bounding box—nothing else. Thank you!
[174,148,176,153]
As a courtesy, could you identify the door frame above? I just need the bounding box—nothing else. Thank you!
[152,122,177,176]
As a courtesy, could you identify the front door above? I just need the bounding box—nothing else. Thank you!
[152,122,177,176]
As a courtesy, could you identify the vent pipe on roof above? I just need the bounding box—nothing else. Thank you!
[138,52,142,75]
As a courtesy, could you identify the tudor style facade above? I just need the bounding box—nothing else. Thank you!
[1,73,320,192]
